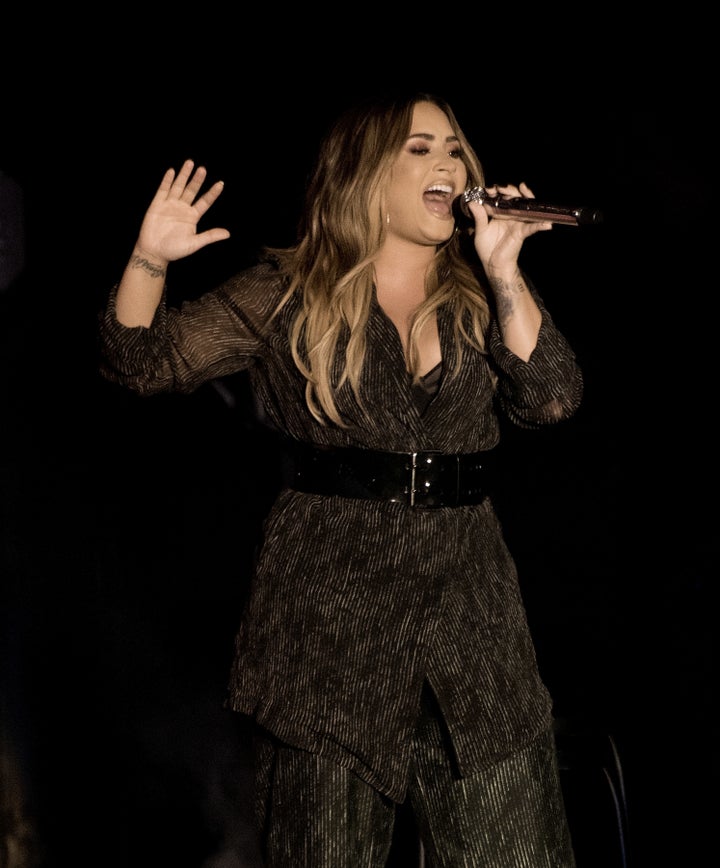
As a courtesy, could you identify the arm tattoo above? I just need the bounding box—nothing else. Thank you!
[488,273,527,327]
[130,253,167,279]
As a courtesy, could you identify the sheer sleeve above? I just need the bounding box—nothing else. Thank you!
[98,260,288,396]
[487,279,583,428]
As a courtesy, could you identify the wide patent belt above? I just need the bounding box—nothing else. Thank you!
[288,442,492,508]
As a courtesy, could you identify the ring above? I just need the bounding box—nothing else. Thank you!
[462,187,488,205]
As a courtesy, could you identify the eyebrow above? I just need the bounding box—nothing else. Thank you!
[407,132,460,144]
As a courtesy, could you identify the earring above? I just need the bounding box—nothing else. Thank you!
[386,213,390,225]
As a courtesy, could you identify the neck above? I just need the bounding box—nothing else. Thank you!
[373,235,437,286]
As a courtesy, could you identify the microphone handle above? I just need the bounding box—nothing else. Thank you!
[458,187,603,226]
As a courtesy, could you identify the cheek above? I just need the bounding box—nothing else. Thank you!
[386,173,420,215]
[392,164,423,191]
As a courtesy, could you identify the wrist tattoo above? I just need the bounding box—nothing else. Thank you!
[130,253,166,279]
[488,273,526,296]
[488,273,526,325]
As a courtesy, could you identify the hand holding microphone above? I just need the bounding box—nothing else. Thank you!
[454,186,603,227]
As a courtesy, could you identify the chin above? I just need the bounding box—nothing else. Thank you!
[429,224,455,245]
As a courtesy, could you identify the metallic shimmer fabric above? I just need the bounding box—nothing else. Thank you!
[254,685,575,866]
[99,257,583,821]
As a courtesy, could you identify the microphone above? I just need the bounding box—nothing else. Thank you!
[454,186,603,227]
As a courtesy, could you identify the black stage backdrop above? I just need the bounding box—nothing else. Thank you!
[1,29,712,868]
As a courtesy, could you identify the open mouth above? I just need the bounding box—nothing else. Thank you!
[423,183,454,218]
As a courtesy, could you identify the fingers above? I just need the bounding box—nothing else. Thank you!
[152,160,225,215]
[197,226,232,246]
[151,160,195,204]
[178,161,208,204]
[164,159,205,202]
[192,181,223,218]
[485,182,536,200]
[518,181,535,199]
[465,197,490,228]
[150,166,179,204]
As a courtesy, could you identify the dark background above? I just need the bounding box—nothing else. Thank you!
[1,24,713,868]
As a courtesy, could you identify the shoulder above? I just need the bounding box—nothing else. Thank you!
[227,255,284,286]
[212,257,294,325]
[219,257,286,299]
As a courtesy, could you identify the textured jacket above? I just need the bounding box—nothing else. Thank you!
[98,258,583,802]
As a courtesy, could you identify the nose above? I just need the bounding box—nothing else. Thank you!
[435,153,458,173]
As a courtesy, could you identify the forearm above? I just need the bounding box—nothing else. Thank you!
[115,246,168,327]
[487,268,542,361]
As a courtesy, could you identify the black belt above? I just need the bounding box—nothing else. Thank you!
[288,442,493,508]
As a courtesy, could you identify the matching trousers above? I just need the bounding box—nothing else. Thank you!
[252,684,576,867]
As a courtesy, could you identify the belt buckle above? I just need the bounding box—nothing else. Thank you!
[410,453,418,507]
[410,450,453,508]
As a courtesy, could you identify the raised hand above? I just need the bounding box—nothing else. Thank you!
[466,182,551,278]
[136,159,231,265]
[115,160,231,327]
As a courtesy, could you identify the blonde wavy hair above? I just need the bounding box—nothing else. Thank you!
[266,91,491,427]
